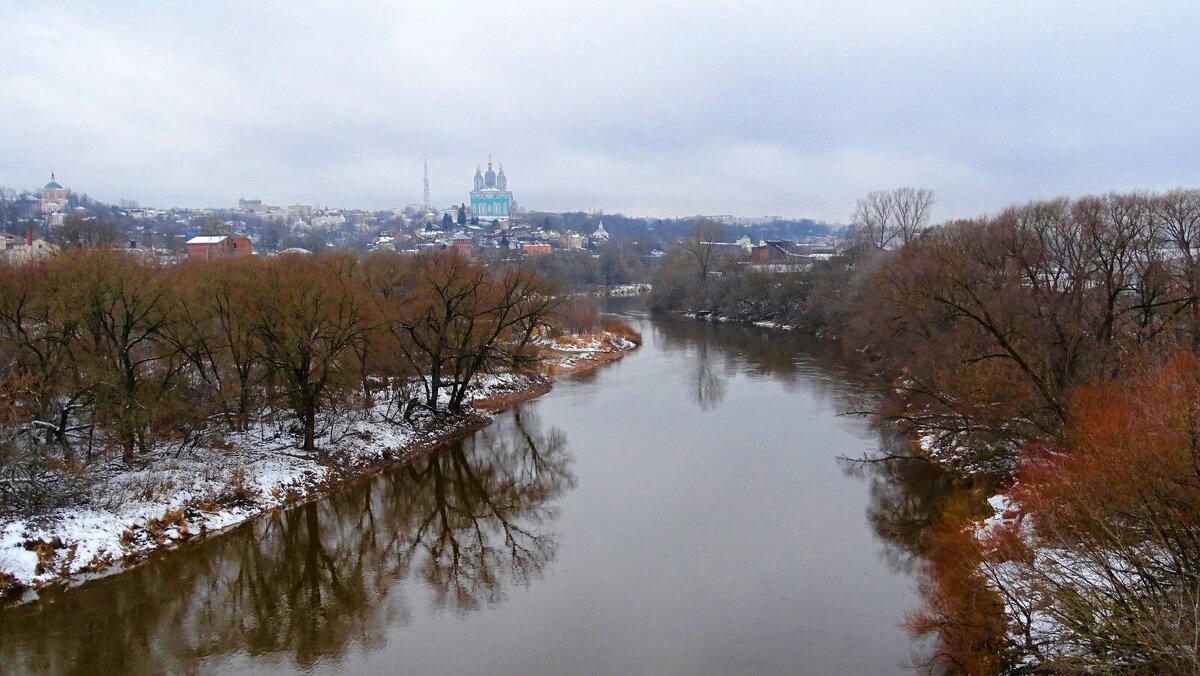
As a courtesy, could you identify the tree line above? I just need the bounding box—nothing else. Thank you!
[0,250,560,513]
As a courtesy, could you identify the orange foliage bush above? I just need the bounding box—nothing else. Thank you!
[1019,352,1200,550]
[979,352,1200,671]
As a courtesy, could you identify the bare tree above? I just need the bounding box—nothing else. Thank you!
[853,187,935,249]
[55,214,123,250]
[853,190,897,250]
[394,252,558,414]
[679,219,724,282]
[252,256,371,452]
[892,187,936,245]
[1151,188,1200,348]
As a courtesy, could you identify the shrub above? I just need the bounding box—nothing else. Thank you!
[600,319,642,346]
[553,297,599,334]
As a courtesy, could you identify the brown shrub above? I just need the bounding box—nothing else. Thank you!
[601,318,642,345]
[553,297,599,334]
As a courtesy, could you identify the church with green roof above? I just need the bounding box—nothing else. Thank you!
[470,160,514,220]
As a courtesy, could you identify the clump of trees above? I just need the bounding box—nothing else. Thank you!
[650,219,740,313]
[852,186,935,250]
[0,250,559,514]
[860,189,1200,669]
[650,186,1200,668]
[657,188,1200,468]
[479,240,653,291]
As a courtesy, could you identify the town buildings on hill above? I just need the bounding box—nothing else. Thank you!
[3,165,838,265]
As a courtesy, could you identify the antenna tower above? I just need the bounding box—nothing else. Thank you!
[423,159,431,209]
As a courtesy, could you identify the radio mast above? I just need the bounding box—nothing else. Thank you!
[423,159,431,210]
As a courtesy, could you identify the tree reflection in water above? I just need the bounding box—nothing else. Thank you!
[651,317,868,412]
[839,432,963,574]
[843,428,995,672]
[650,313,999,671]
[0,406,573,675]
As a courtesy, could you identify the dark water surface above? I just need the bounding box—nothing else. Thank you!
[0,302,929,675]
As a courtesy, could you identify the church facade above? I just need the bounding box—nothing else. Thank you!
[41,173,67,216]
[470,160,514,219]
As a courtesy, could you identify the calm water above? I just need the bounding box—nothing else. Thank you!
[0,302,932,675]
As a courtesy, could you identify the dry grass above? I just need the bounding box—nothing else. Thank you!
[601,319,642,345]
[215,467,258,508]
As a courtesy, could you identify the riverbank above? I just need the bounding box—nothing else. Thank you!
[0,329,640,603]
[686,311,798,332]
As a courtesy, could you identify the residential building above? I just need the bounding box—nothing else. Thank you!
[185,235,253,260]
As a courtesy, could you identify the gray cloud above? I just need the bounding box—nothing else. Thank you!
[3,0,1198,222]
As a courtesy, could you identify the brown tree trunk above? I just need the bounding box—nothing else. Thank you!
[303,406,316,452]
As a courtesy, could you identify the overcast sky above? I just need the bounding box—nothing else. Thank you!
[2,1,1198,222]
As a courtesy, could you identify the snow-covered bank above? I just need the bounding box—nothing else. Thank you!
[601,283,652,297]
[0,331,639,602]
[684,311,798,331]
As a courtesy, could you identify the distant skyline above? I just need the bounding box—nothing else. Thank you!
[3,1,1199,222]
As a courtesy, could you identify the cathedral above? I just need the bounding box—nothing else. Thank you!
[41,173,67,216]
[470,160,514,219]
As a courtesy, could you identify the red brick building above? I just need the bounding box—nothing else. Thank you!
[186,235,253,261]
[522,243,552,256]
[451,235,473,257]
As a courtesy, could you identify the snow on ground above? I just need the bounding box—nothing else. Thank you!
[684,312,796,330]
[913,430,1018,476]
[601,283,652,297]
[0,399,459,595]
[973,488,1130,664]
[535,331,640,372]
[752,319,796,330]
[0,330,638,597]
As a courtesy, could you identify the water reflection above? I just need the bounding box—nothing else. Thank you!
[840,433,957,577]
[840,429,994,673]
[843,430,991,577]
[0,407,572,675]
[2,302,967,674]
[650,318,871,414]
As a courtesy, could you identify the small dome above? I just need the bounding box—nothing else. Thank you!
[44,173,63,190]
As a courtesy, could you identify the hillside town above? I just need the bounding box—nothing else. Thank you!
[0,165,839,272]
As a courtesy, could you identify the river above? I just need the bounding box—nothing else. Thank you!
[0,300,937,675]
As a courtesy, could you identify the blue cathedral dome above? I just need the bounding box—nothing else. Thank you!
[44,173,63,190]
[470,159,513,220]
